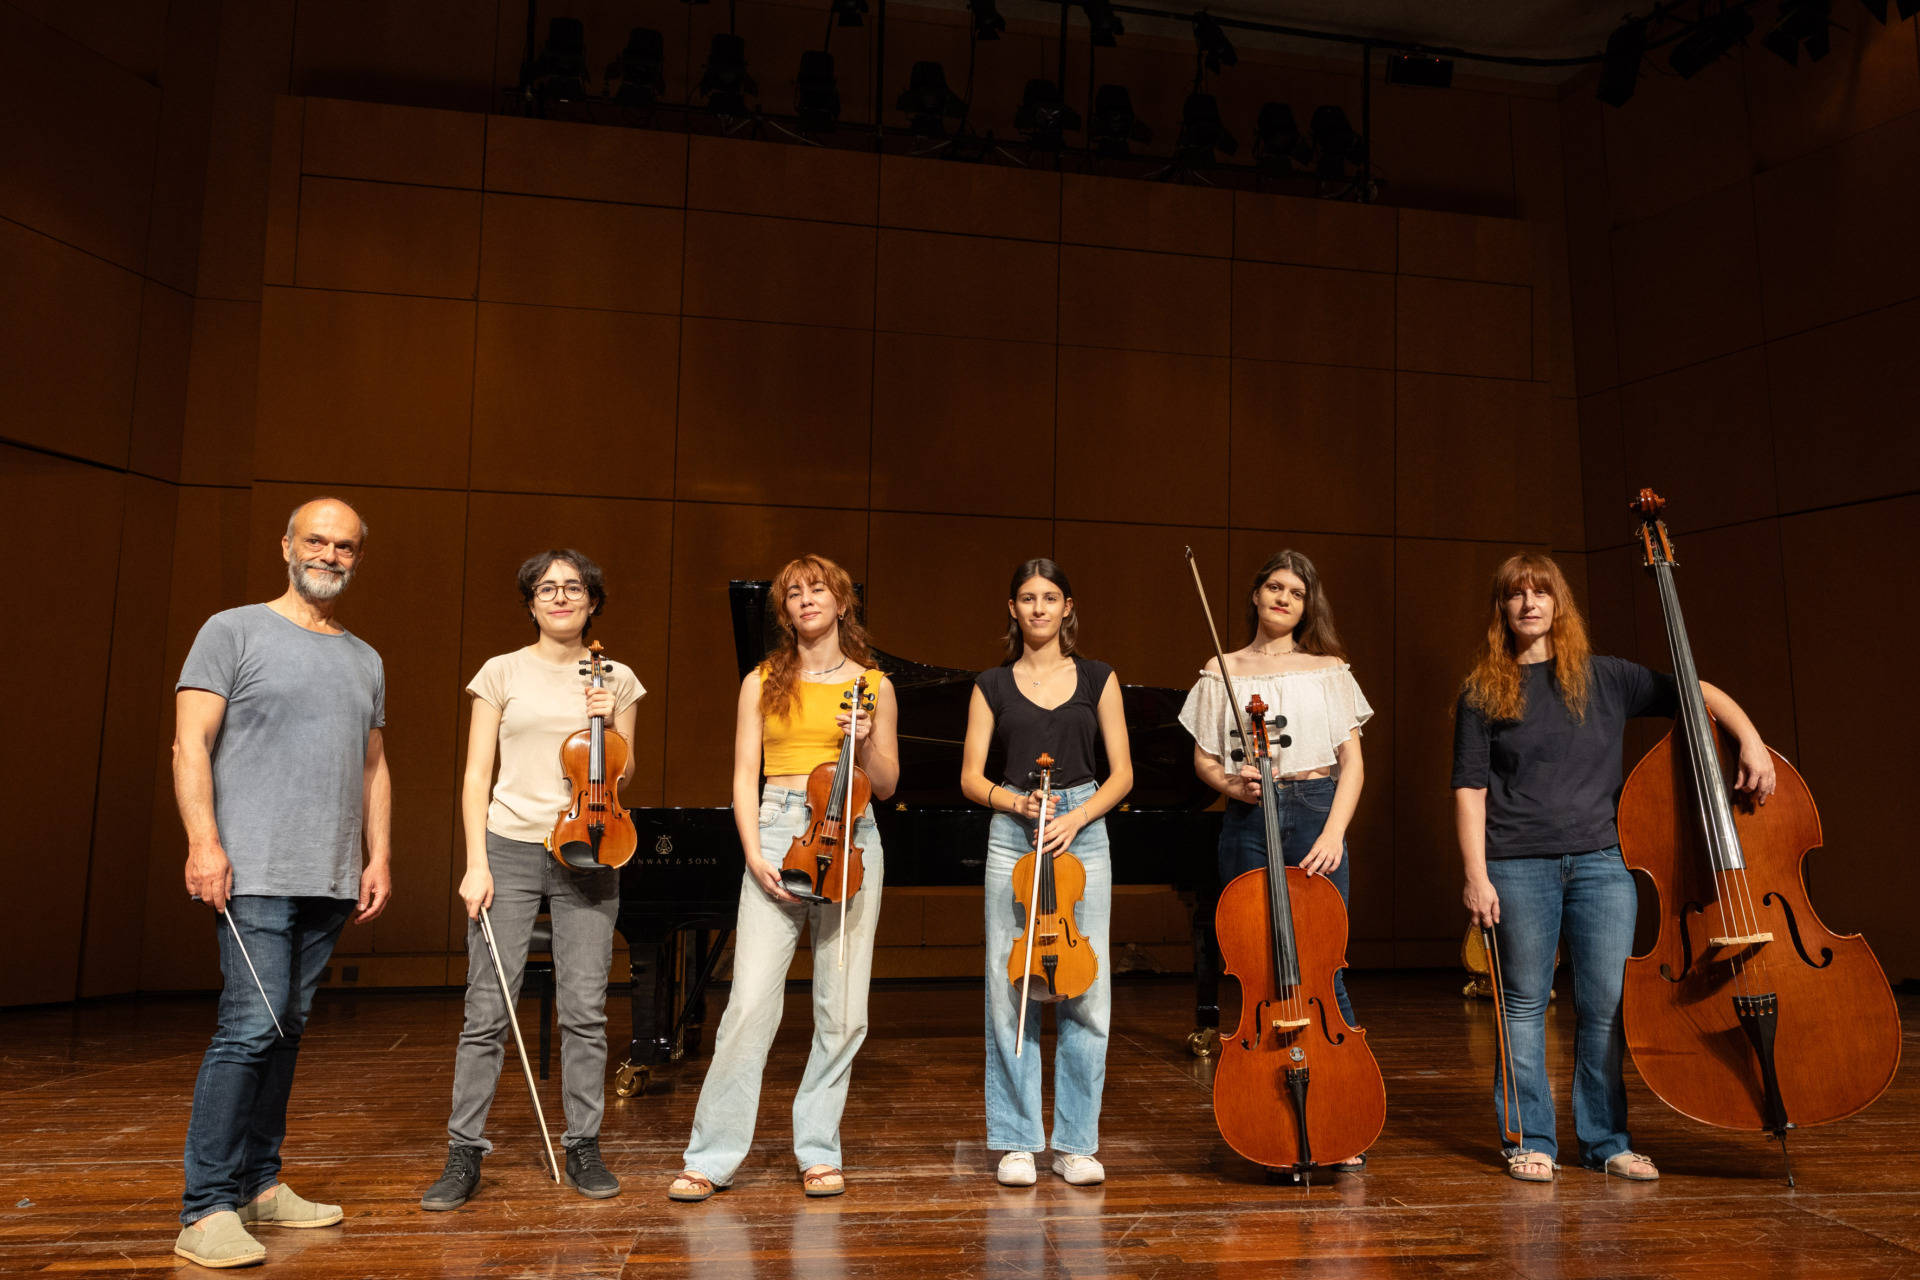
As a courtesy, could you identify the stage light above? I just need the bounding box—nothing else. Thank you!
[896,61,966,136]
[1310,104,1364,180]
[970,0,1007,40]
[830,0,867,27]
[1855,0,1911,21]
[606,28,665,106]
[699,34,757,116]
[1192,13,1237,73]
[1384,54,1452,87]
[1173,92,1236,165]
[1764,0,1831,64]
[1082,0,1124,47]
[1253,102,1311,176]
[1668,8,1753,78]
[1015,79,1081,148]
[1596,19,1645,107]
[795,50,840,128]
[1089,84,1150,157]
[526,17,591,102]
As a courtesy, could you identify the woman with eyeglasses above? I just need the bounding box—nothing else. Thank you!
[420,550,644,1211]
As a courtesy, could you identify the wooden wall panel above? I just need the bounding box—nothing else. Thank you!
[1745,14,1920,172]
[684,211,876,329]
[1617,347,1775,534]
[869,332,1054,519]
[1559,92,1620,398]
[1061,173,1231,257]
[289,0,497,113]
[875,230,1057,344]
[479,193,684,315]
[1059,246,1230,356]
[1395,373,1552,544]
[1599,50,1751,229]
[294,177,482,297]
[1780,495,1920,983]
[470,304,679,500]
[879,157,1059,241]
[1230,361,1393,537]
[675,318,872,506]
[1609,180,1764,385]
[1765,298,1920,512]
[1052,522,1229,691]
[1397,208,1531,285]
[255,287,475,489]
[1055,348,1227,526]
[866,512,1056,673]
[180,298,261,488]
[484,115,687,208]
[1577,389,1628,551]
[1233,191,1396,274]
[0,220,143,468]
[1231,261,1394,368]
[1395,276,1532,380]
[0,448,124,1006]
[301,97,484,188]
[263,96,303,289]
[130,280,194,483]
[1369,81,1516,218]
[688,134,878,223]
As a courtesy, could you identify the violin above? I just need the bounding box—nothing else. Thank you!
[779,673,874,910]
[1617,490,1899,1182]
[1007,753,1098,1057]
[1184,547,1384,1180]
[548,640,638,870]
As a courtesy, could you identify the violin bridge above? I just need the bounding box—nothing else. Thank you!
[1707,932,1774,948]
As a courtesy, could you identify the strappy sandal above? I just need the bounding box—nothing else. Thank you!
[1334,1152,1369,1172]
[668,1171,717,1202]
[1602,1151,1659,1182]
[1506,1150,1557,1183]
[802,1166,845,1198]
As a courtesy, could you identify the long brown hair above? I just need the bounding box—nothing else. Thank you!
[1001,558,1078,665]
[759,554,873,720]
[1245,549,1346,660]
[1462,552,1592,722]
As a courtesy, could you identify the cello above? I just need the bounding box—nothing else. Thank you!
[1618,490,1900,1181]
[1007,753,1098,1057]
[548,640,638,870]
[1185,549,1385,1181]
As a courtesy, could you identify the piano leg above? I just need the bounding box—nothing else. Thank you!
[685,928,712,1054]
[1187,888,1222,1057]
[615,936,658,1098]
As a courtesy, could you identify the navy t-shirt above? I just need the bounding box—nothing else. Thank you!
[1451,655,1678,858]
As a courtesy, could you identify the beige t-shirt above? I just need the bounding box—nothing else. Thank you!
[468,647,645,844]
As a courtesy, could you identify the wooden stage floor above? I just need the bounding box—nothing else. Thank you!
[2,971,1915,1278]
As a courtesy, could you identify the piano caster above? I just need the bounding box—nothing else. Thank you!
[1187,1027,1220,1058]
[613,1061,651,1098]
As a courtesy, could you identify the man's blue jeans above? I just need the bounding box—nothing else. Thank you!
[1485,847,1637,1167]
[181,895,352,1225]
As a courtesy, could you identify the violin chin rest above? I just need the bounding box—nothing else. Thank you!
[558,841,602,871]
[779,869,831,904]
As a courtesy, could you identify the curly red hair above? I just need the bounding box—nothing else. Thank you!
[759,554,873,721]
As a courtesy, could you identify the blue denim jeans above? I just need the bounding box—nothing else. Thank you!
[1486,847,1638,1167]
[1218,777,1356,1027]
[683,786,883,1184]
[181,894,353,1225]
[984,781,1111,1155]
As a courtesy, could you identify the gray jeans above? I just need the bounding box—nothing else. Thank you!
[448,831,619,1151]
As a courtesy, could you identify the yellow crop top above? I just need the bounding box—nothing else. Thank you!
[760,667,884,776]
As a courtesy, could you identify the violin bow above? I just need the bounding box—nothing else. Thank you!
[1482,924,1525,1151]
[1014,757,1054,1059]
[1184,548,1254,772]
[478,905,562,1182]
[839,676,864,1027]
[219,908,285,1039]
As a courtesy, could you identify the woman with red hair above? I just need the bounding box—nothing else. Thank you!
[671,554,899,1203]
[1453,553,1774,1184]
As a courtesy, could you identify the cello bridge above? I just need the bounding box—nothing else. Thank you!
[1272,1017,1310,1030]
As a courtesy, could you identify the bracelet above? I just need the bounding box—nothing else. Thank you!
[987,783,1002,813]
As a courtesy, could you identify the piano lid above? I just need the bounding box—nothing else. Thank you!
[729,581,1214,811]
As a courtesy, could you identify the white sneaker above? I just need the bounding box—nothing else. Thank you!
[996,1151,1037,1186]
[1051,1153,1105,1186]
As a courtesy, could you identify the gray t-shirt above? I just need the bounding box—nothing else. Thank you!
[177,604,386,899]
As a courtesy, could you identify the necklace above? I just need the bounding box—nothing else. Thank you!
[1019,658,1073,688]
[801,657,847,678]
[1255,641,1297,657]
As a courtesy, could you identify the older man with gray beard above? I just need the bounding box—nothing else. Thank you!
[170,497,393,1269]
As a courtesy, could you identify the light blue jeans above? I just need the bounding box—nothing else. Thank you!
[984,781,1111,1156]
[1486,846,1638,1167]
[682,786,883,1184]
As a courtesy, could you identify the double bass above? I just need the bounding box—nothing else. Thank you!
[1007,753,1098,1057]
[548,640,638,870]
[1618,490,1900,1181]
[1185,549,1385,1180]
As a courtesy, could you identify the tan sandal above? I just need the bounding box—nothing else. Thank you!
[802,1166,845,1197]
[668,1171,717,1202]
[1506,1150,1557,1183]
[1603,1151,1659,1182]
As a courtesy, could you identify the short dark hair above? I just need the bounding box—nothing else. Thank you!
[517,549,606,637]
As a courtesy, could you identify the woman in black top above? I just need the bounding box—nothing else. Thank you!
[960,558,1132,1189]
[1452,553,1774,1184]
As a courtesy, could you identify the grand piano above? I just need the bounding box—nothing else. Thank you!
[610,581,1223,1096]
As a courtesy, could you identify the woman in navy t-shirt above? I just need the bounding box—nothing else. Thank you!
[960,558,1133,1189]
[1452,552,1775,1184]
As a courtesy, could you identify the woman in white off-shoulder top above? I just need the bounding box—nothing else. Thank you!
[1177,549,1372,1036]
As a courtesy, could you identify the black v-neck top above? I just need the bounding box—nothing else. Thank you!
[976,655,1114,789]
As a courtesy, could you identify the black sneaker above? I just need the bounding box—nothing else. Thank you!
[565,1138,621,1199]
[421,1144,484,1211]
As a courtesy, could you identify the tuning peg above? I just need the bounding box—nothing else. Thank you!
[1230,749,1245,762]
[1278,735,1292,748]
[1228,728,1242,739]
[1269,714,1288,729]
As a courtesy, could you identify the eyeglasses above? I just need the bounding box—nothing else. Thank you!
[535,583,589,602]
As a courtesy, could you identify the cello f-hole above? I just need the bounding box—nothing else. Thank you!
[1309,995,1345,1046]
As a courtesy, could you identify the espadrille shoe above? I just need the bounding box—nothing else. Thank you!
[237,1184,343,1228]
[173,1211,266,1269]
